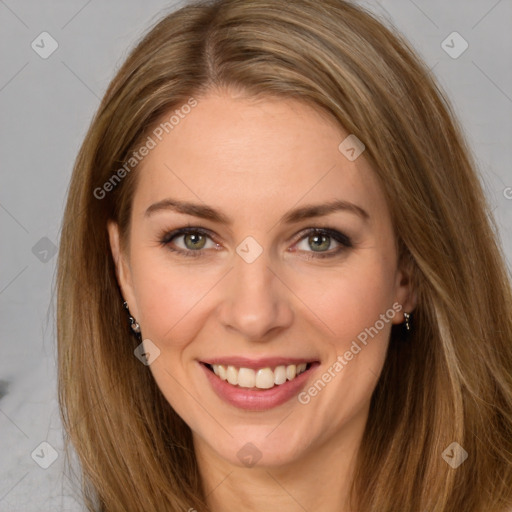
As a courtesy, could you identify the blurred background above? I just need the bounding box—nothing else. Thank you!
[1,0,511,510]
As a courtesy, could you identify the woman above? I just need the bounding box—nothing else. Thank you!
[56,0,512,510]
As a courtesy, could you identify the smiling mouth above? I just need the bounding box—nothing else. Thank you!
[202,362,316,390]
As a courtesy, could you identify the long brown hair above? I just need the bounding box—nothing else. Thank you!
[56,0,512,510]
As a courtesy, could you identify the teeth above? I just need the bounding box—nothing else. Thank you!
[238,367,255,388]
[274,365,287,385]
[256,368,274,389]
[210,363,310,389]
[286,364,297,380]
[218,364,227,380]
[226,365,238,385]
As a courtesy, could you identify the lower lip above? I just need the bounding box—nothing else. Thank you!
[200,362,319,411]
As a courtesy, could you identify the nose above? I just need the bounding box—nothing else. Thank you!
[216,249,294,342]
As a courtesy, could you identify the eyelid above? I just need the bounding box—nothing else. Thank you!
[290,226,352,248]
[158,225,353,259]
[158,226,220,257]
[159,226,216,245]
[288,227,353,260]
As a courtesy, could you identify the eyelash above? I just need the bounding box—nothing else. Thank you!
[158,226,353,260]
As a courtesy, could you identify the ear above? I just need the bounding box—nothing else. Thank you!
[107,220,138,318]
[391,252,417,325]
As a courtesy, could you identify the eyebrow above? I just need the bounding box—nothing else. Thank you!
[144,198,369,224]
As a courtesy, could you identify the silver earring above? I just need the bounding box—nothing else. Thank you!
[123,300,142,339]
[403,311,411,331]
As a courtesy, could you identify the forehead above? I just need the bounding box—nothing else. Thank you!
[131,91,387,226]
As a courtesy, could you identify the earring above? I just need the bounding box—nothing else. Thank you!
[403,311,411,331]
[123,300,142,340]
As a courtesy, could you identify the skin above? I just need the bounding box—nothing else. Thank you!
[108,88,416,512]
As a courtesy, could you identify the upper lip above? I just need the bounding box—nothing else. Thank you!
[200,357,318,369]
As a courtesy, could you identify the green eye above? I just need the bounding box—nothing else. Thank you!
[183,232,207,250]
[160,226,352,260]
[307,233,331,252]
[160,227,216,258]
[293,228,352,258]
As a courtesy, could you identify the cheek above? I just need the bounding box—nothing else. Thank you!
[129,247,223,347]
[291,253,397,349]
[291,258,397,436]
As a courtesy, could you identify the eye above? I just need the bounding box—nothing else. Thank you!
[159,227,219,258]
[158,226,353,260]
[292,228,352,259]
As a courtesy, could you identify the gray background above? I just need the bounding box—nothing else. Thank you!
[0,0,511,510]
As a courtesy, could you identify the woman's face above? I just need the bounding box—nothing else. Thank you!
[109,89,414,469]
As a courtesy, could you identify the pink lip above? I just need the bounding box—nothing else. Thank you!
[199,361,320,411]
[201,356,316,370]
